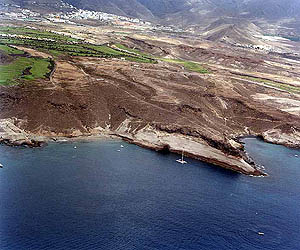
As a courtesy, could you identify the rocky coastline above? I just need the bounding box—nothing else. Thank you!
[2,115,300,176]
[1,34,300,177]
[4,118,298,176]
[0,118,45,147]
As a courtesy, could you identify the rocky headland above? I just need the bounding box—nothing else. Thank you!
[1,24,300,176]
[0,118,45,147]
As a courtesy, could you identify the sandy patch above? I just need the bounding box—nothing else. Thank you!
[13,46,52,58]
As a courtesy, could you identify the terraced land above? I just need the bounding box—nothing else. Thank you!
[114,43,154,58]
[0,26,157,63]
[1,22,300,175]
[243,76,300,94]
[0,43,52,86]
[0,27,78,42]
[0,44,25,55]
[160,58,209,74]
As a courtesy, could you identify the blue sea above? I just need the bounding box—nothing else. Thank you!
[0,138,299,250]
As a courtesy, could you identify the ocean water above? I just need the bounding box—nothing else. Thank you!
[0,138,299,250]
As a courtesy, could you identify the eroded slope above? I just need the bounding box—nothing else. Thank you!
[1,25,300,175]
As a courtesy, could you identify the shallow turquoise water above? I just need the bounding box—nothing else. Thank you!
[0,138,299,249]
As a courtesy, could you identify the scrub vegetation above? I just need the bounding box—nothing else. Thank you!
[161,58,209,74]
[243,76,300,94]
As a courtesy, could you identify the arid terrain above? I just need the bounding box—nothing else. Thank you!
[1,20,300,176]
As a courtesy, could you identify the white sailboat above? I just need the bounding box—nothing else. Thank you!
[176,150,187,164]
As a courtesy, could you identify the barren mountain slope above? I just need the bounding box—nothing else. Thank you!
[1,30,300,175]
[4,0,300,21]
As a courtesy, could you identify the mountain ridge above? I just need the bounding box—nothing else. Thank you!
[3,0,300,21]
[2,0,300,46]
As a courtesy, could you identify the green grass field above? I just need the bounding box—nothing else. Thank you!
[0,35,52,86]
[0,44,25,55]
[114,44,153,58]
[0,57,51,86]
[161,58,209,74]
[0,27,79,43]
[243,76,300,94]
[0,27,213,76]
[0,38,156,63]
[0,27,158,63]
[84,44,125,56]
[123,56,155,63]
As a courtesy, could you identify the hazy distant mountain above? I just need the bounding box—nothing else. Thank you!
[3,0,300,43]
[1,0,74,13]
[64,0,156,20]
[242,0,300,19]
[4,0,300,21]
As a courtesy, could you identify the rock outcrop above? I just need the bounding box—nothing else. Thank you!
[1,37,300,176]
[0,118,45,147]
[116,124,264,176]
[262,128,300,148]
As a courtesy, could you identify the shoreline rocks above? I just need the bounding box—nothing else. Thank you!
[0,118,45,147]
[115,125,266,176]
[2,119,299,176]
[261,128,300,148]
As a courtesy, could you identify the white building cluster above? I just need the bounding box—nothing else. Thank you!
[49,9,145,25]
[0,6,40,21]
[0,3,183,34]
